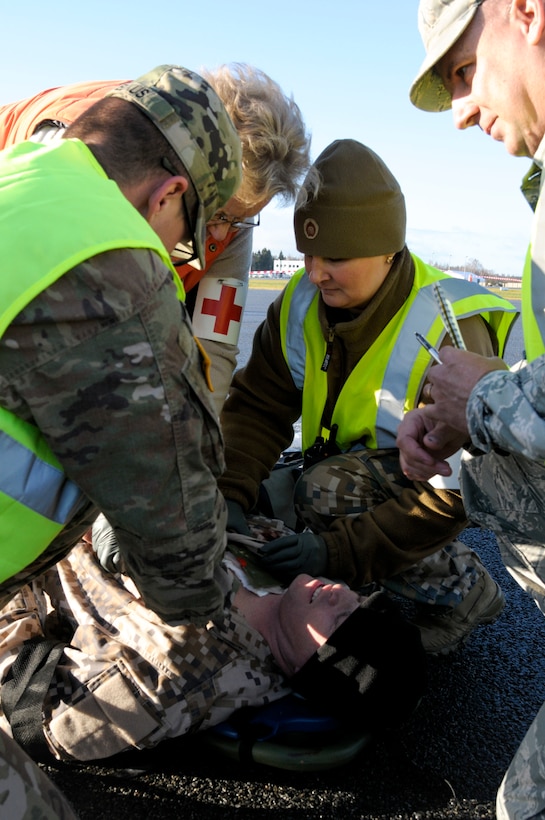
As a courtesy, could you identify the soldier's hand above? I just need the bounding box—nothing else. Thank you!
[92,514,125,573]
[225,500,252,536]
[258,532,328,581]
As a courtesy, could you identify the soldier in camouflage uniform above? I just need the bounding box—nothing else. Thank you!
[0,63,242,817]
[0,64,241,625]
[0,527,426,765]
[0,66,311,417]
[401,1,545,816]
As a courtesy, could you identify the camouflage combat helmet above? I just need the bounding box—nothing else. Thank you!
[106,64,242,268]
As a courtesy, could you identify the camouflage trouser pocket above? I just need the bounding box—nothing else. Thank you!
[47,663,162,761]
[294,448,413,526]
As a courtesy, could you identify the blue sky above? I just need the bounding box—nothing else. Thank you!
[3,0,533,277]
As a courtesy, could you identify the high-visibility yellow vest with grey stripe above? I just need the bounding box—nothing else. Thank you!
[280,255,518,452]
[0,138,184,583]
[522,214,545,359]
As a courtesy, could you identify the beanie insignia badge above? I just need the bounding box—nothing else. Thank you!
[303,218,319,240]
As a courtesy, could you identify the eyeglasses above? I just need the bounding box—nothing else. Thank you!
[171,188,198,266]
[207,212,261,231]
[161,157,199,266]
[171,241,198,266]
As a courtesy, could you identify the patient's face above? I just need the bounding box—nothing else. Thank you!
[276,574,361,676]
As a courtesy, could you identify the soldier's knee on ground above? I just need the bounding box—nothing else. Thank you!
[0,729,78,819]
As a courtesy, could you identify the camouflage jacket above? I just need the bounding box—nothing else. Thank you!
[0,542,288,762]
[0,247,229,625]
[467,356,545,461]
[0,89,252,418]
[467,136,545,464]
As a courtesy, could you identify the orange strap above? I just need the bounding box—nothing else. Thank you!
[176,233,235,292]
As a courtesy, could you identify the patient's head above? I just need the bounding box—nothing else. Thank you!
[273,574,361,676]
[275,576,428,731]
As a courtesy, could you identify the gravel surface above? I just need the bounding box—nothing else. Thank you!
[39,526,545,819]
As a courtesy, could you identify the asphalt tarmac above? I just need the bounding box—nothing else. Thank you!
[40,525,545,820]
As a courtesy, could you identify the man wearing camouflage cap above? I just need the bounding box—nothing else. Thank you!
[0,64,241,626]
[0,64,311,416]
[399,3,545,816]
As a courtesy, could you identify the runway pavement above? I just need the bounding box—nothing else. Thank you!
[40,526,545,819]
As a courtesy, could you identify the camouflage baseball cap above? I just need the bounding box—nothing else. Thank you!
[410,0,485,112]
[106,65,242,268]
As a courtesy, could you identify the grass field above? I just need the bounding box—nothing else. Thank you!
[248,278,286,290]
[489,288,522,300]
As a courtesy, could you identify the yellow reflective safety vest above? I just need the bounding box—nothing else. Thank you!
[522,219,545,360]
[520,161,545,361]
[280,256,518,452]
[0,138,183,583]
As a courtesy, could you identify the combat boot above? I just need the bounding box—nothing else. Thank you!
[413,569,505,655]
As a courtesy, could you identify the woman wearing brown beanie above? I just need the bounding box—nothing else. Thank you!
[220,138,517,656]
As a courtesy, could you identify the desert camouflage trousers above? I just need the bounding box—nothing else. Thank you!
[294,449,482,608]
[0,544,287,764]
[0,729,77,819]
[460,449,545,819]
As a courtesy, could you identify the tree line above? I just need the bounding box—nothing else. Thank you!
[252,248,275,270]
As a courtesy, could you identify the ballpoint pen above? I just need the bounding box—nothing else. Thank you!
[433,281,467,350]
[415,332,443,365]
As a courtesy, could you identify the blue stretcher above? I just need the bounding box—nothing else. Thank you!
[201,694,372,771]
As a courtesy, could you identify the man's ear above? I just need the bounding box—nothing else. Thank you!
[145,176,188,220]
[511,0,545,45]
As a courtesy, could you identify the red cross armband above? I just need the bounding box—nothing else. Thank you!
[191,277,248,346]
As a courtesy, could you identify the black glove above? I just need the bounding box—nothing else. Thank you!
[225,499,251,536]
[92,514,124,573]
[258,532,328,580]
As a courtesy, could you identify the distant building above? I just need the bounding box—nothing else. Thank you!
[441,268,486,286]
[273,258,304,276]
[439,268,522,289]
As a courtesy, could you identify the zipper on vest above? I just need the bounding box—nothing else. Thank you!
[321,326,335,372]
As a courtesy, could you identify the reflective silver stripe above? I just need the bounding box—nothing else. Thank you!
[284,274,316,389]
[531,255,545,351]
[0,431,83,523]
[283,269,512,450]
[375,278,468,447]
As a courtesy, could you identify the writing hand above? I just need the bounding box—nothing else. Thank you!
[426,347,507,433]
[397,407,467,482]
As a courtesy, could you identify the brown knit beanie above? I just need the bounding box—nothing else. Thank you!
[289,590,427,731]
[294,139,406,259]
